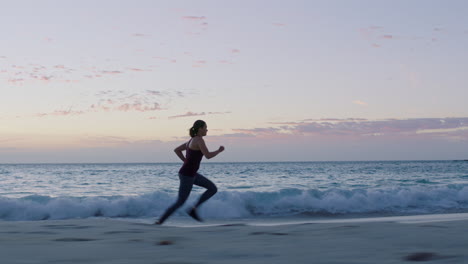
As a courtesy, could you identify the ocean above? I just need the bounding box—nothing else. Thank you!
[1,161,467,223]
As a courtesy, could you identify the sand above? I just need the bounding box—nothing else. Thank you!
[1,215,467,264]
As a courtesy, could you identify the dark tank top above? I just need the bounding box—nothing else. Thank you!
[178,139,204,177]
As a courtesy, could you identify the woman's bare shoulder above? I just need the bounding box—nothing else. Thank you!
[189,136,204,149]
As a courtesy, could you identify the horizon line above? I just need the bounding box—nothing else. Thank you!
[0,159,466,165]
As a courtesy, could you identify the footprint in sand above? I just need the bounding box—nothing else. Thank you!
[404,252,457,262]
[157,240,174,245]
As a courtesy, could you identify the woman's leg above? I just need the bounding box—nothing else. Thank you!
[157,174,195,224]
[193,173,218,208]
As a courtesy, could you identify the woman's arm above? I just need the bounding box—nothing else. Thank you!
[197,138,224,159]
[174,142,187,162]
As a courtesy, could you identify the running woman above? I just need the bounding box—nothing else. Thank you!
[155,120,225,224]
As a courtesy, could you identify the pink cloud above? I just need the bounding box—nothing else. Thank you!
[301,118,368,122]
[359,27,383,39]
[2,63,136,85]
[230,118,468,141]
[231,49,240,53]
[153,57,177,63]
[32,90,170,118]
[8,78,24,84]
[146,90,163,96]
[182,16,206,20]
[382,35,393,39]
[129,68,148,72]
[353,100,368,106]
[233,127,281,135]
[116,103,162,112]
[169,111,203,119]
[38,76,52,81]
[101,70,123,75]
[168,111,230,119]
[217,133,256,138]
[35,109,85,117]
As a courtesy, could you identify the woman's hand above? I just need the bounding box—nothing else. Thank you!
[218,146,225,152]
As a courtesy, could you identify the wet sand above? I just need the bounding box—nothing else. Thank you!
[0,215,467,263]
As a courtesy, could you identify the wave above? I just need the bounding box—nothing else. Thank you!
[1,185,468,221]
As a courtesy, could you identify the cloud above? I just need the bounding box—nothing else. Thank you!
[77,136,133,147]
[153,56,177,63]
[8,78,25,84]
[231,49,240,53]
[168,112,206,119]
[272,23,286,27]
[216,133,256,138]
[168,111,230,119]
[29,90,173,118]
[225,118,468,141]
[1,62,135,85]
[119,103,161,112]
[301,118,368,122]
[353,100,368,106]
[129,68,149,72]
[359,26,439,48]
[232,127,282,135]
[0,137,23,144]
[182,16,206,20]
[293,118,468,136]
[34,108,86,118]
[91,90,167,112]
[101,70,123,75]
[146,90,163,96]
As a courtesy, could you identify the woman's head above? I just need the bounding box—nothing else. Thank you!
[189,120,207,137]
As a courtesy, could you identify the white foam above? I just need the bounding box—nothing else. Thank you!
[1,186,468,221]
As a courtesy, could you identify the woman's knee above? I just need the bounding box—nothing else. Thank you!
[210,185,218,194]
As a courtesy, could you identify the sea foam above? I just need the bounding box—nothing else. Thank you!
[1,185,468,221]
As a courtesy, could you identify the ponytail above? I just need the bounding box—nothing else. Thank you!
[189,120,206,137]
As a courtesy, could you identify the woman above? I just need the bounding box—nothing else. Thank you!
[156,120,225,224]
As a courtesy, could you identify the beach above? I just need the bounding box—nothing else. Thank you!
[1,214,467,264]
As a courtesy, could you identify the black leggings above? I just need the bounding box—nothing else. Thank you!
[158,173,217,223]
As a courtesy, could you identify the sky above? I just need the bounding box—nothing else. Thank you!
[1,0,467,163]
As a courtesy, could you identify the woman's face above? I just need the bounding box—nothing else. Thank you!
[198,125,208,136]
